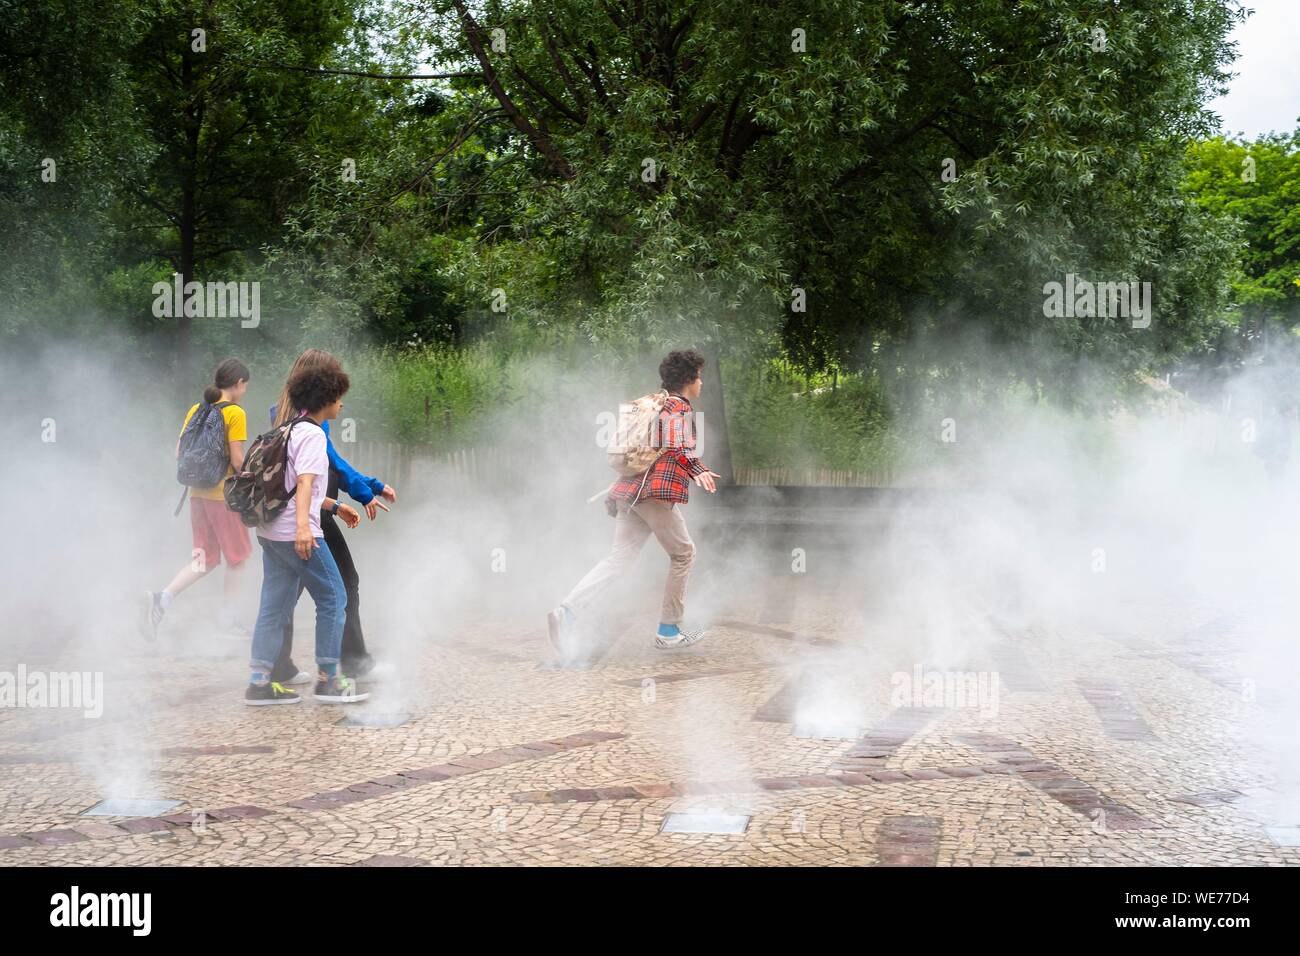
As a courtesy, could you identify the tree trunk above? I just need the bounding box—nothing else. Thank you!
[698,348,734,485]
[176,36,200,388]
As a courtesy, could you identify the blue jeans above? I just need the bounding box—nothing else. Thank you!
[250,537,346,675]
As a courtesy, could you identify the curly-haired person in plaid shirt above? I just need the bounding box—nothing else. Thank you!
[548,349,722,653]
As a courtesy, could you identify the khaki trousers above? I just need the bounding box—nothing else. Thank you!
[562,498,696,625]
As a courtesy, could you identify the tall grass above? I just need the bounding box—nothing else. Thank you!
[343,346,905,472]
[723,358,898,471]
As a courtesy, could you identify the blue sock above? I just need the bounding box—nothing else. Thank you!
[318,661,338,680]
[250,671,269,686]
[657,623,679,638]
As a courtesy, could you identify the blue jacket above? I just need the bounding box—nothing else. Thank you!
[270,407,385,505]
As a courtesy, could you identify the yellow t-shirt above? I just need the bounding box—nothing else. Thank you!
[180,403,248,500]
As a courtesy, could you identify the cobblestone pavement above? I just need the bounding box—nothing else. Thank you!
[2,570,1297,867]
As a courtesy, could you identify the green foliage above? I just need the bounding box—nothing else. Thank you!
[1184,134,1300,326]
[343,344,508,444]
[0,0,149,337]
[0,0,1279,460]
[726,359,897,471]
[395,0,1244,388]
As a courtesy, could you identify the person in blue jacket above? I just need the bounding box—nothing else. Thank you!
[268,349,397,681]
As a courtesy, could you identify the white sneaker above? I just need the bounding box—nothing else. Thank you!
[140,591,164,642]
[655,624,707,649]
[286,670,313,686]
[547,606,583,660]
[546,607,566,653]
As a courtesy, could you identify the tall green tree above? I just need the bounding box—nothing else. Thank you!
[117,0,378,376]
[388,0,1244,394]
[0,0,147,337]
[1184,133,1300,335]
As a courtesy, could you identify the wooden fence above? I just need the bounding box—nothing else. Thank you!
[730,466,900,487]
[348,440,915,490]
[346,405,1254,493]
[349,441,518,494]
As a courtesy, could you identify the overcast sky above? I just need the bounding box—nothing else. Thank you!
[1206,0,1300,139]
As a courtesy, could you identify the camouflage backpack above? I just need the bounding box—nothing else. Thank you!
[224,415,318,527]
[607,389,670,477]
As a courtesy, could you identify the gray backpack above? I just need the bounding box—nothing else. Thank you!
[173,401,232,514]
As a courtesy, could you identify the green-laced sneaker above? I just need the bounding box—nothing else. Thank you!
[244,681,301,706]
[313,673,369,704]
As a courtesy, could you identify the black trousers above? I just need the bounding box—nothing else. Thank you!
[270,478,368,681]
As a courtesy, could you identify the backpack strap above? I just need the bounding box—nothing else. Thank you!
[183,398,229,438]
[212,400,235,439]
[279,413,321,448]
[197,400,232,436]
[187,403,211,433]
[630,467,652,506]
[175,401,235,515]
[629,392,682,506]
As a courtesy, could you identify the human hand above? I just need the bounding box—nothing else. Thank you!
[337,504,361,529]
[295,526,317,560]
[693,470,721,493]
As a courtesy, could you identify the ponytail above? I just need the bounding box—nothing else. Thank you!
[207,357,250,405]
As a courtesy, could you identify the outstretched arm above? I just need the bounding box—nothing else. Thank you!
[659,404,709,476]
[660,404,719,492]
[322,420,386,506]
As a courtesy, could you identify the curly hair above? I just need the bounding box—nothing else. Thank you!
[659,349,706,393]
[287,363,350,414]
[275,349,339,426]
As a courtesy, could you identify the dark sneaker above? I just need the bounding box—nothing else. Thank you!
[244,681,301,706]
[314,674,369,703]
[655,624,707,649]
[140,591,164,642]
[343,654,377,678]
[271,660,307,686]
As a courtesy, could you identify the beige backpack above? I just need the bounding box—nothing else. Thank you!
[607,389,670,476]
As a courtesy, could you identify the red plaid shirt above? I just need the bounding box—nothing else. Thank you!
[608,394,709,506]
